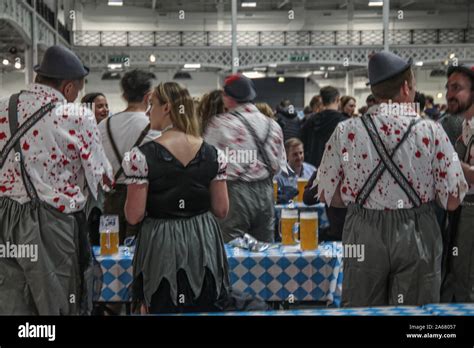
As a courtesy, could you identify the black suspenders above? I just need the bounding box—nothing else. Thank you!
[356,113,422,207]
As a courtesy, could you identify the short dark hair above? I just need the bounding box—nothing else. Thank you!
[120,69,155,103]
[414,91,426,111]
[425,95,434,105]
[371,68,413,100]
[320,86,340,106]
[81,92,105,105]
[366,94,376,104]
[447,65,474,91]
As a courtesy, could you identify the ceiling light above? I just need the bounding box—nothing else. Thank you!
[183,63,201,69]
[149,54,156,63]
[328,66,335,71]
[108,0,123,6]
[2,59,9,66]
[242,71,265,79]
[268,63,277,68]
[437,92,443,99]
[368,1,383,6]
[14,61,21,69]
[278,77,285,83]
[449,53,455,59]
[319,66,325,70]
[415,61,423,66]
[241,2,257,7]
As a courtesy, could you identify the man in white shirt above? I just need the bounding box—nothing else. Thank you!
[441,65,474,303]
[98,69,156,244]
[0,45,113,315]
[317,51,468,307]
[204,74,286,242]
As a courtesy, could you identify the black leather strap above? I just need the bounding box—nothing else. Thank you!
[5,93,54,201]
[356,113,422,207]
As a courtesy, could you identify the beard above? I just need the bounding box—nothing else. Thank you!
[447,97,472,115]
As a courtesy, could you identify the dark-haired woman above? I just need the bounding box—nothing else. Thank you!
[81,92,109,124]
[97,69,156,244]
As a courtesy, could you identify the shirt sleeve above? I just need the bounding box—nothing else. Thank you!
[432,123,468,209]
[316,124,344,206]
[212,148,227,181]
[77,107,114,199]
[122,147,149,185]
[268,119,288,175]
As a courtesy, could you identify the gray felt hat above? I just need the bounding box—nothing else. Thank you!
[34,45,89,80]
[367,51,412,86]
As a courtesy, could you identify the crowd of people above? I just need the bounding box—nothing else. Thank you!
[0,44,473,315]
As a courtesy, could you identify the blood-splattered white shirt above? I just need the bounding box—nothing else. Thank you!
[204,103,287,181]
[461,118,474,194]
[317,105,468,210]
[0,83,113,213]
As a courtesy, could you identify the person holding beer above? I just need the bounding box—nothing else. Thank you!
[317,51,468,307]
[275,138,316,203]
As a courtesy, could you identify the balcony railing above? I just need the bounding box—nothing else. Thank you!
[73,28,474,47]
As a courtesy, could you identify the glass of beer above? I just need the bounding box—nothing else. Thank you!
[100,215,120,255]
[299,211,318,251]
[273,179,278,202]
[280,209,298,245]
[296,178,308,203]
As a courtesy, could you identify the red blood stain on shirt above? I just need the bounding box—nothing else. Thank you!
[380,124,390,135]
[67,144,75,150]
[436,152,445,160]
[348,133,355,142]
[62,159,70,166]
[394,129,401,135]
[69,130,76,135]
[0,186,7,192]
[58,205,65,212]
[81,153,91,160]
[415,151,421,158]
[435,139,440,146]
[53,197,60,203]
[0,132,6,140]
[341,186,348,194]
[22,142,30,151]
[0,117,7,124]
[33,130,39,137]
[439,171,447,178]
[362,153,368,159]
[327,145,332,151]
[422,137,430,147]
[51,154,57,160]
[131,165,138,172]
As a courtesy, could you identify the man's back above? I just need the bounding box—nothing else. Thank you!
[0,84,112,213]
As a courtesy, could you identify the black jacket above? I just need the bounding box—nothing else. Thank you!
[301,109,348,168]
[275,105,302,141]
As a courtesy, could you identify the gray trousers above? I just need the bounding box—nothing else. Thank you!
[342,203,442,307]
[218,179,275,243]
[441,203,474,303]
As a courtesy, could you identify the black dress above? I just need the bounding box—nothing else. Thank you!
[123,141,229,313]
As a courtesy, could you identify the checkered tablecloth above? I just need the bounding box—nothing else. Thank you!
[162,306,431,316]
[226,242,343,306]
[93,242,343,306]
[422,303,474,316]
[274,202,329,229]
[93,246,133,302]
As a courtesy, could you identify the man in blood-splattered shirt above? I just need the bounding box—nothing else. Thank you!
[204,74,286,242]
[317,51,468,307]
[0,45,113,315]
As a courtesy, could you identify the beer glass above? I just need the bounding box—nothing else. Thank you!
[273,179,278,202]
[280,209,298,245]
[100,215,120,255]
[296,178,308,203]
[299,211,318,251]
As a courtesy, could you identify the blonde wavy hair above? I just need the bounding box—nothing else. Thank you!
[154,82,201,137]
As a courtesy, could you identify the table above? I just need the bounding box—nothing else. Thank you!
[422,303,474,316]
[93,241,344,307]
[161,306,432,316]
[274,202,330,230]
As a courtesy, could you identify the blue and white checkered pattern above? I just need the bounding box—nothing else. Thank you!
[274,203,330,229]
[226,242,343,306]
[164,306,431,316]
[93,246,133,302]
[93,242,343,305]
[423,303,474,316]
